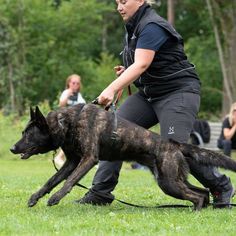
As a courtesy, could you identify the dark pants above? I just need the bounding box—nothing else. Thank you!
[90,92,232,197]
[217,139,236,157]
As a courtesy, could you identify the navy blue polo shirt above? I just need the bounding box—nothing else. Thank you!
[136,23,170,51]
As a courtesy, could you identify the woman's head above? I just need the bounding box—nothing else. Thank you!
[228,102,236,126]
[116,0,155,22]
[66,74,82,92]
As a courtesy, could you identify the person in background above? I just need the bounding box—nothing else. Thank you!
[217,102,236,157]
[77,0,234,208]
[54,74,86,167]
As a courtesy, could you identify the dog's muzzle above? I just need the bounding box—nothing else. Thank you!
[10,145,17,154]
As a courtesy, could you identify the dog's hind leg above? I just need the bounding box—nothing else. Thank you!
[184,181,210,208]
[47,156,97,206]
[158,178,206,211]
[28,160,77,207]
[156,150,206,211]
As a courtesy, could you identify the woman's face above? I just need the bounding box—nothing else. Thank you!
[69,77,81,92]
[116,0,144,22]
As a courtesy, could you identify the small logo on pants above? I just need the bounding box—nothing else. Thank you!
[168,126,175,135]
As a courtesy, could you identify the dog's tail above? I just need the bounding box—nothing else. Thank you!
[171,140,236,172]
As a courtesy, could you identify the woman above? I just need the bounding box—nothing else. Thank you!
[77,0,234,208]
[218,102,236,157]
[59,74,86,107]
[54,74,86,166]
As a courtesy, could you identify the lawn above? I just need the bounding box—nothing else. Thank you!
[1,113,236,235]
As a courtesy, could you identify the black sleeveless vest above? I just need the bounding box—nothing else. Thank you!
[123,4,200,101]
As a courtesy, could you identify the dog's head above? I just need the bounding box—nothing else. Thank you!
[10,106,55,159]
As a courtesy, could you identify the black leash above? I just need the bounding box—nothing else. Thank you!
[52,154,236,209]
[52,156,191,209]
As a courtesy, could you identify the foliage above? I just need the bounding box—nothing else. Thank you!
[185,35,222,114]
[0,0,117,113]
[0,0,230,117]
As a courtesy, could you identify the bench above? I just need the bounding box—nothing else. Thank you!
[202,122,221,151]
[190,122,222,151]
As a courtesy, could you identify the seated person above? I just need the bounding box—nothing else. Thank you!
[54,74,86,167]
[217,102,236,157]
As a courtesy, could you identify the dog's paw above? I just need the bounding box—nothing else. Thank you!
[28,194,39,207]
[47,196,60,206]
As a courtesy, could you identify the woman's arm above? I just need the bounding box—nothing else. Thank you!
[98,48,155,106]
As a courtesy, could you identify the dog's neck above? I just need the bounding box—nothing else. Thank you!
[47,104,86,150]
[47,114,68,150]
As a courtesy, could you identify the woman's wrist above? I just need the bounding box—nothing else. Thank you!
[107,83,118,94]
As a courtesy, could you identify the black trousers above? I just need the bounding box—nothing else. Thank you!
[90,92,231,196]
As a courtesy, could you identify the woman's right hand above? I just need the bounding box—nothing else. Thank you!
[114,65,125,76]
[65,88,74,98]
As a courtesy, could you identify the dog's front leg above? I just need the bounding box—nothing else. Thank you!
[28,160,77,207]
[47,157,97,206]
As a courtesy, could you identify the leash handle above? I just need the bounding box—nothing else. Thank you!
[91,85,131,111]
[91,97,115,112]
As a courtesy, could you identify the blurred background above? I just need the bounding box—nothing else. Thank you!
[0,0,236,119]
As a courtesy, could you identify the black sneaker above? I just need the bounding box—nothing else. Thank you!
[212,186,235,209]
[74,191,113,206]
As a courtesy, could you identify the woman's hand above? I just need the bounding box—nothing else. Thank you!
[98,85,116,107]
[114,65,125,76]
[65,88,74,97]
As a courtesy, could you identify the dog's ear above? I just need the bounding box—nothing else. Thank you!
[30,107,35,121]
[35,106,49,131]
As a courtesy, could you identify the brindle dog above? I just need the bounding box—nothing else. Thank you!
[10,105,236,210]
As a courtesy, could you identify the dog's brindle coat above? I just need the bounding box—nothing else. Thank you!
[10,104,236,210]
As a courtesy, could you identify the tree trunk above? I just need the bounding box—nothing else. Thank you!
[7,60,16,112]
[167,0,175,25]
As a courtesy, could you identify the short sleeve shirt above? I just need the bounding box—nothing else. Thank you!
[136,23,170,51]
[60,91,86,106]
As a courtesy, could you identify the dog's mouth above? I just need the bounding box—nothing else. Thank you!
[20,153,32,159]
[19,146,39,159]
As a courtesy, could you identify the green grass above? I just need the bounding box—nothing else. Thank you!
[1,112,236,235]
[1,158,236,236]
